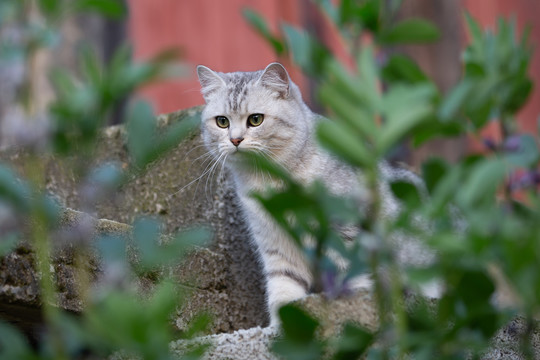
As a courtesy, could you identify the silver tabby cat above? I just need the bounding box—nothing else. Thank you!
[196,63,431,326]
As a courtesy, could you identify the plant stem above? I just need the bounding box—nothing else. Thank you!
[26,154,68,360]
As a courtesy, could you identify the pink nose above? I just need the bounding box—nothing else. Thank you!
[230,137,244,146]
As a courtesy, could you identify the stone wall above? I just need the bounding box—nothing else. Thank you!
[0,106,268,338]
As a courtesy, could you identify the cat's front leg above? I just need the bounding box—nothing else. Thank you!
[265,265,311,327]
[257,231,313,326]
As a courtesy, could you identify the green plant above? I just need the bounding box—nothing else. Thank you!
[245,1,538,359]
[0,1,208,359]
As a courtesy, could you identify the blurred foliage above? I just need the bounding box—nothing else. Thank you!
[245,0,539,359]
[0,1,207,359]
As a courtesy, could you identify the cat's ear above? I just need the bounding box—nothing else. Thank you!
[258,63,290,97]
[197,65,226,99]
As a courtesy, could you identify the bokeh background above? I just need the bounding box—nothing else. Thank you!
[129,0,540,166]
[13,0,540,164]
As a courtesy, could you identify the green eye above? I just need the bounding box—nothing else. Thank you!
[247,113,264,127]
[215,116,229,128]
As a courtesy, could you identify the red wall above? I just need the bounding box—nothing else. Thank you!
[128,1,540,147]
[127,0,308,114]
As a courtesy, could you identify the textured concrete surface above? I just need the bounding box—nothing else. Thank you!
[170,291,378,360]
[0,106,267,335]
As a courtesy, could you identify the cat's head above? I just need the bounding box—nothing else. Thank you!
[197,63,312,170]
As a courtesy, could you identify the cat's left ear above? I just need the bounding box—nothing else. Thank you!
[258,63,290,97]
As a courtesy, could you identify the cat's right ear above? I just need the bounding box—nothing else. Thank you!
[197,65,226,99]
[258,63,290,98]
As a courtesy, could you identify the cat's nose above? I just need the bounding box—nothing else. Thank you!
[230,137,244,147]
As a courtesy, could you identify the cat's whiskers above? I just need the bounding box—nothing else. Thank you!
[177,145,216,187]
[198,151,228,201]
[169,150,224,199]
[204,151,229,201]
[183,143,210,158]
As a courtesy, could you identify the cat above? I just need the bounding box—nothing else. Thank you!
[196,63,433,326]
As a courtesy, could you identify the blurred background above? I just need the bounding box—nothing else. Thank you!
[131,0,540,166]
[1,0,539,164]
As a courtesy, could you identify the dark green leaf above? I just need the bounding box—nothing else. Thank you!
[76,0,126,19]
[421,158,449,194]
[331,323,373,360]
[272,304,324,360]
[37,0,60,18]
[390,180,422,209]
[503,77,532,114]
[382,54,429,84]
[279,304,318,342]
[379,18,440,44]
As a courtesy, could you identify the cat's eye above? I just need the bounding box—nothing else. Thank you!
[247,114,264,127]
[215,116,230,128]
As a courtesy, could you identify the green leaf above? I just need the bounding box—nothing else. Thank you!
[126,101,157,168]
[315,0,339,24]
[390,180,422,209]
[132,216,212,272]
[378,84,435,153]
[0,234,18,257]
[318,82,377,139]
[272,304,324,360]
[0,165,31,212]
[132,217,161,269]
[382,54,429,84]
[457,159,506,208]
[439,80,474,122]
[80,45,103,87]
[37,0,61,18]
[238,152,295,184]
[279,304,319,343]
[96,235,127,265]
[243,8,285,55]
[317,121,375,167]
[379,18,440,44]
[127,101,199,170]
[0,321,34,359]
[357,45,379,102]
[331,323,373,360]
[421,158,449,194]
[76,0,126,19]
[282,24,331,76]
[464,12,483,44]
